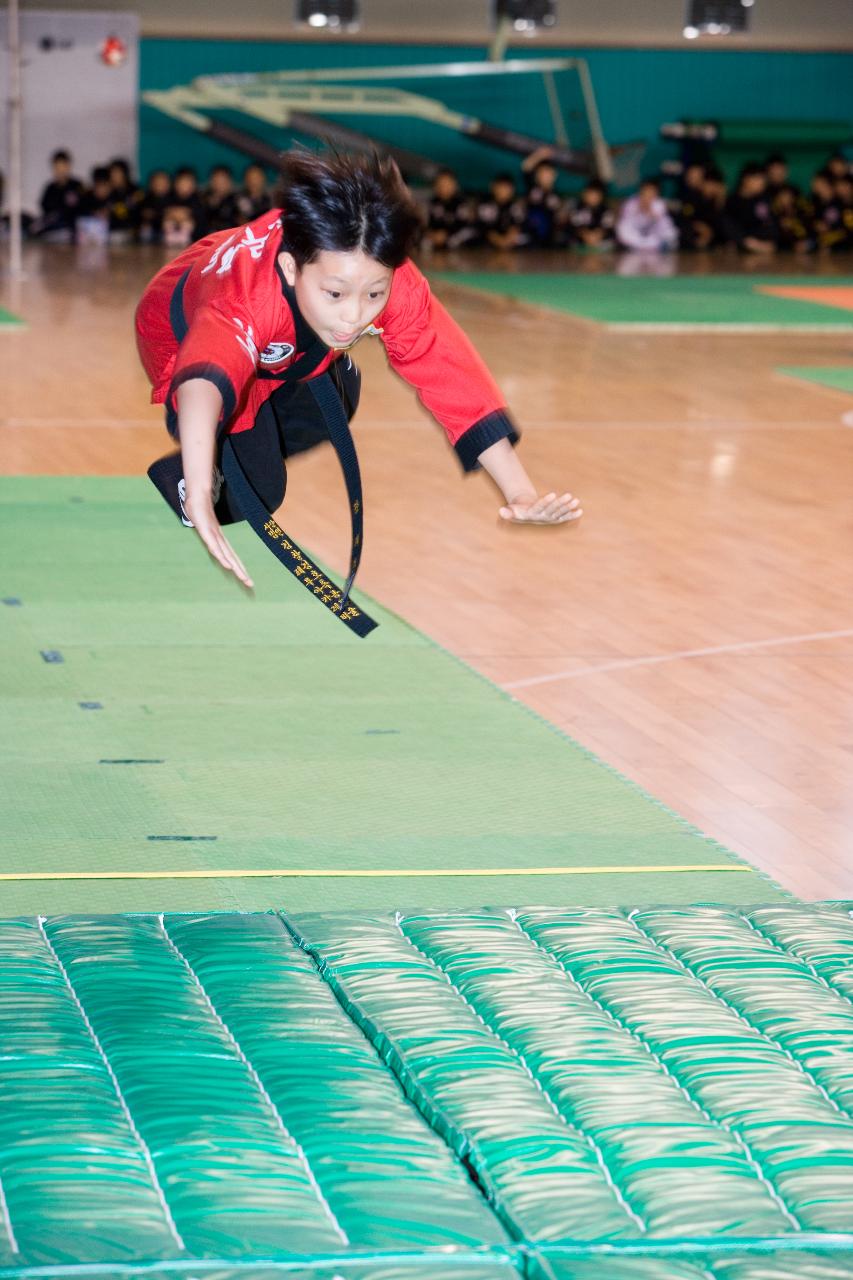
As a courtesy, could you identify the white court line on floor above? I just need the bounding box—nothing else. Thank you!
[502,627,853,690]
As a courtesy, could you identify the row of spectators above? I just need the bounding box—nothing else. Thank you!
[20,146,853,255]
[425,149,853,255]
[27,151,274,246]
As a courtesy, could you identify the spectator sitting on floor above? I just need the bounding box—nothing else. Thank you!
[835,172,853,250]
[676,162,717,250]
[567,179,615,250]
[723,164,777,254]
[521,147,565,248]
[34,149,85,241]
[424,168,477,251]
[616,178,678,252]
[203,164,240,233]
[773,185,816,253]
[765,153,798,204]
[809,170,846,251]
[106,158,142,241]
[476,173,529,251]
[137,169,173,244]
[162,166,207,247]
[78,166,112,221]
[236,163,272,223]
[825,152,851,182]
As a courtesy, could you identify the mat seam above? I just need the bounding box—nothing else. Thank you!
[626,912,853,1125]
[158,915,349,1246]
[393,912,647,1234]
[35,917,184,1251]
[742,910,853,1012]
[510,911,802,1233]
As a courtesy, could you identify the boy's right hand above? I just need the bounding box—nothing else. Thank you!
[183,493,254,589]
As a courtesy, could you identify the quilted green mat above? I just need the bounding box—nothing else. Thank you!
[0,905,852,1276]
[0,477,782,915]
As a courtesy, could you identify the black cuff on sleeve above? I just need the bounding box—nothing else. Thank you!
[454,409,521,473]
[166,363,237,440]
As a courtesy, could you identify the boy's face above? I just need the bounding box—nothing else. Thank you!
[279,248,394,349]
[535,163,557,190]
[492,179,515,204]
[638,184,658,210]
[685,164,704,188]
[210,170,233,195]
[150,172,170,196]
[767,162,787,185]
[742,173,765,197]
[434,174,457,201]
[174,174,196,198]
[53,157,71,181]
[245,166,266,193]
[583,187,602,207]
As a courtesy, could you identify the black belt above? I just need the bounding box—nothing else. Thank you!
[221,371,377,639]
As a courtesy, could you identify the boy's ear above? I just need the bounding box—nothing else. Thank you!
[278,250,298,286]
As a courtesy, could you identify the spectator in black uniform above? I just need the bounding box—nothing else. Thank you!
[236,163,272,223]
[773,185,815,253]
[35,149,85,240]
[567,179,615,250]
[521,147,565,248]
[137,169,173,244]
[106,158,141,239]
[424,168,476,251]
[809,170,846,251]
[203,164,240,233]
[723,165,777,254]
[162,166,207,247]
[834,172,853,250]
[676,161,717,250]
[826,152,851,183]
[476,173,529,251]
[79,166,112,220]
[765,153,798,205]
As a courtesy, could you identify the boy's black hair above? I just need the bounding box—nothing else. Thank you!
[174,166,198,181]
[434,167,457,181]
[108,158,132,181]
[638,176,661,192]
[91,165,110,185]
[739,163,765,180]
[51,149,71,165]
[582,178,607,195]
[492,172,516,186]
[209,163,234,178]
[278,150,422,270]
[765,152,787,167]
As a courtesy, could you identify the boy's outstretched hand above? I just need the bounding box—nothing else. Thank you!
[499,491,582,525]
[184,494,254,589]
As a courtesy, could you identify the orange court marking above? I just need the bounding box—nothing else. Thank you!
[757,285,853,312]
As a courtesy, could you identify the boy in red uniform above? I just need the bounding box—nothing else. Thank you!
[136,151,580,591]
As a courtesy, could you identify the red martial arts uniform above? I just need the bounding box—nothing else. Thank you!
[135,210,519,470]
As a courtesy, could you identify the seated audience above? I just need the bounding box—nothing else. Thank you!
[162,167,206,247]
[236,163,273,222]
[616,178,678,251]
[566,179,616,249]
[723,164,777,253]
[137,169,173,244]
[424,168,477,251]
[34,149,85,240]
[676,162,717,250]
[521,147,566,248]
[204,164,240,233]
[476,173,529,250]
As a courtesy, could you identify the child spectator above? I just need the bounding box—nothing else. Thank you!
[476,173,529,251]
[75,166,112,245]
[137,170,173,245]
[566,179,615,249]
[834,172,853,250]
[676,162,716,250]
[162,167,207,248]
[107,158,142,240]
[773,185,816,253]
[723,165,777,253]
[424,168,477,251]
[807,170,845,251]
[616,178,678,252]
[521,147,565,248]
[825,152,851,182]
[700,165,728,244]
[204,164,240,233]
[34,149,85,240]
[236,164,272,223]
[765,153,798,203]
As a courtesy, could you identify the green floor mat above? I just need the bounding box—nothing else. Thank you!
[0,306,24,330]
[0,477,782,915]
[434,273,853,330]
[1,904,852,1276]
[777,366,853,394]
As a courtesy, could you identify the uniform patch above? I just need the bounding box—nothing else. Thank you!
[259,341,296,366]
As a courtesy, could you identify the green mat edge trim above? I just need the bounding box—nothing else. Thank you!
[365,596,787,901]
[776,366,853,394]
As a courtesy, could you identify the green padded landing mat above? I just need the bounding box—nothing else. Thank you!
[1,905,853,1276]
[0,477,783,915]
[435,274,853,331]
[0,306,24,330]
[777,366,853,395]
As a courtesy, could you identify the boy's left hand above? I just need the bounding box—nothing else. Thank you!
[499,491,582,525]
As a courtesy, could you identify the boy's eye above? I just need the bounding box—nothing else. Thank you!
[368,291,385,300]
[325,290,342,300]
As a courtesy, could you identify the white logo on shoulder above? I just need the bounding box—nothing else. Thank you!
[259,341,295,366]
[202,222,278,277]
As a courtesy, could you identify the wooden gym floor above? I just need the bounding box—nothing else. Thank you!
[2,243,853,901]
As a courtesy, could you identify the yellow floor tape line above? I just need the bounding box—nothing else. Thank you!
[0,865,754,881]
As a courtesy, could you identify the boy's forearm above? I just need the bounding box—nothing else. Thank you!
[176,379,223,499]
[476,437,537,503]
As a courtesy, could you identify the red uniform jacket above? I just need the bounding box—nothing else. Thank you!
[135,211,519,470]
